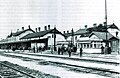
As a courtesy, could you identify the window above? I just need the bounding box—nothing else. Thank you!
[87,44,89,48]
[112,41,116,45]
[83,44,85,48]
[94,44,96,48]
[75,36,77,40]
[90,44,92,48]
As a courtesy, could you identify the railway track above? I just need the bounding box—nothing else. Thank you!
[0,53,119,78]
[0,61,60,78]
[25,53,119,65]
[0,61,36,78]
[5,52,118,65]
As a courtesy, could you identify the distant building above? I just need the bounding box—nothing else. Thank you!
[20,26,66,51]
[64,23,120,54]
[0,25,35,50]
[0,25,66,52]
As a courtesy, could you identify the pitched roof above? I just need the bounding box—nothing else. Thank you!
[87,23,119,32]
[21,28,65,39]
[87,24,107,32]
[13,29,35,36]
[73,23,119,37]
[64,28,90,39]
[7,28,35,38]
[107,23,119,30]
[75,29,89,35]
[89,31,117,40]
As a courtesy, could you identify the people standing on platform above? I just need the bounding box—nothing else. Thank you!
[80,47,83,57]
[72,45,77,53]
[104,45,108,54]
[58,46,61,55]
[33,46,35,53]
[101,44,104,54]
[108,46,111,54]
[36,47,38,53]
[67,46,71,57]
[61,44,65,55]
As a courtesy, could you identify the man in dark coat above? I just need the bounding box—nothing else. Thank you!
[33,46,35,53]
[61,44,65,55]
[108,46,111,54]
[101,45,104,54]
[58,46,61,55]
[80,47,83,57]
[67,46,71,57]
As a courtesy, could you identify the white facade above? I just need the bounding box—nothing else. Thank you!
[29,30,66,51]
[108,27,120,52]
[107,28,119,37]
[42,33,66,46]
[7,30,34,42]
[76,35,105,53]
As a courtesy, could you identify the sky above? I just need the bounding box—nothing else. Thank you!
[0,0,120,39]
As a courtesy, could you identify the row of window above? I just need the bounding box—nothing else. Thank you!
[77,43,103,49]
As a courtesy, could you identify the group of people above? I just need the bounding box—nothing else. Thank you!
[30,46,46,53]
[101,45,112,54]
[57,44,81,57]
[57,44,66,55]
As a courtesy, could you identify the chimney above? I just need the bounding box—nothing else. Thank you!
[85,25,87,28]
[44,26,47,31]
[28,25,30,29]
[63,31,65,34]
[67,30,69,33]
[93,23,97,27]
[22,27,24,31]
[35,28,37,32]
[103,22,106,26]
[48,25,50,30]
[38,27,41,32]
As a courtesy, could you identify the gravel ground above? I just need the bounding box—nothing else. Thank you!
[0,61,60,78]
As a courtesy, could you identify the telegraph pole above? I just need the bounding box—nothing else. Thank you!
[54,26,56,51]
[105,0,108,46]
[71,28,74,46]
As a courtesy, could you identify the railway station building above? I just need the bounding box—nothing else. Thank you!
[0,23,120,54]
[0,25,35,51]
[64,23,120,54]
[0,25,66,52]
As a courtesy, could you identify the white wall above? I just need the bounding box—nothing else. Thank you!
[90,35,103,41]
[108,28,119,37]
[30,33,66,51]
[42,33,66,46]
[76,48,101,53]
